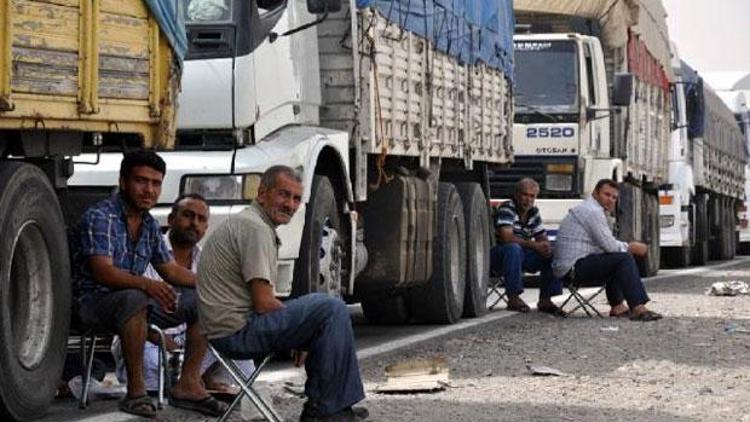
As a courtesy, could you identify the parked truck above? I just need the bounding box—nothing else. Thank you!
[69,0,515,325]
[659,60,746,267]
[0,1,186,419]
[702,73,750,254]
[489,0,674,276]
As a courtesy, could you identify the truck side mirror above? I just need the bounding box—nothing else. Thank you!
[612,73,634,107]
[307,0,342,13]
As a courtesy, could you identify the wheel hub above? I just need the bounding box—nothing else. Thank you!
[318,218,343,295]
[9,221,54,371]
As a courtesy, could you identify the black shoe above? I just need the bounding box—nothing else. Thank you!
[300,403,369,421]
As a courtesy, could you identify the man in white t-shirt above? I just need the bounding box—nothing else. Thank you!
[112,194,272,415]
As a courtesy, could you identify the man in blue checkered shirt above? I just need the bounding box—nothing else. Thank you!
[73,151,227,418]
[491,178,563,315]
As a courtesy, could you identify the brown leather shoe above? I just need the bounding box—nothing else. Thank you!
[507,296,530,313]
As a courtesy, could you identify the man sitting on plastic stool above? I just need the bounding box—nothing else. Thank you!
[110,193,275,418]
[197,166,368,421]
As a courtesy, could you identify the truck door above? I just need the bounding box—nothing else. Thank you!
[582,40,609,158]
[178,0,243,130]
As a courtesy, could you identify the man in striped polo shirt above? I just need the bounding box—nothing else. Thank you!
[491,178,563,314]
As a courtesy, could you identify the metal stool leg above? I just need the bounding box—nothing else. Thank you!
[79,332,97,409]
[149,324,169,409]
[209,344,282,422]
[487,277,508,310]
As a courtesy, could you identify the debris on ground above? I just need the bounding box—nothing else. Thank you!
[283,381,305,397]
[374,357,449,393]
[706,281,750,296]
[724,323,750,334]
[67,374,126,401]
[600,326,620,332]
[526,364,566,377]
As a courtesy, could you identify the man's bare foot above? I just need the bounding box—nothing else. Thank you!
[171,377,210,401]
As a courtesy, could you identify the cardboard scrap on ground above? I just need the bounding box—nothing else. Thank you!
[706,281,750,296]
[526,364,566,377]
[374,357,449,394]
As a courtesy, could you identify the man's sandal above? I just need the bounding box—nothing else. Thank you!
[537,304,567,317]
[119,395,157,418]
[629,310,663,321]
[170,395,228,417]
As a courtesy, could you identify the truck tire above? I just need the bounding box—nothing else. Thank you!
[726,201,737,260]
[292,175,345,297]
[662,246,690,268]
[692,193,709,265]
[712,196,734,261]
[0,162,71,421]
[454,183,489,318]
[361,294,410,325]
[410,183,466,324]
[638,192,660,277]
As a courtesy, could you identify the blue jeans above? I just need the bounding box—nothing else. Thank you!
[573,252,650,308]
[210,293,364,415]
[490,243,562,299]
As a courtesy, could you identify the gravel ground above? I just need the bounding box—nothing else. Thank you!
[45,261,750,421]
[348,265,750,422]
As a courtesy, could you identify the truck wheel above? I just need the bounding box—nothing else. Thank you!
[739,242,750,255]
[292,175,345,297]
[692,193,709,265]
[410,183,466,324]
[454,183,489,318]
[638,192,660,277]
[662,246,690,268]
[0,162,71,421]
[726,201,736,260]
[361,294,410,325]
[713,197,734,261]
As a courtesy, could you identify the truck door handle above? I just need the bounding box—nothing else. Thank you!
[192,32,226,46]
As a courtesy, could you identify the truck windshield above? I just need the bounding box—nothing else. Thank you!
[514,41,578,114]
[182,0,232,23]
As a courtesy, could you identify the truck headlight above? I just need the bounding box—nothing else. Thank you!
[182,174,261,201]
[545,174,572,191]
[659,215,675,228]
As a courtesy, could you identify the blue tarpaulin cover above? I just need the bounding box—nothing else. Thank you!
[680,61,705,138]
[356,0,514,80]
[144,0,188,62]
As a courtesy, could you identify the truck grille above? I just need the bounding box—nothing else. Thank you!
[489,156,580,199]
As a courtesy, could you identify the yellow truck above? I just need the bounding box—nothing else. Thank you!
[0,0,184,419]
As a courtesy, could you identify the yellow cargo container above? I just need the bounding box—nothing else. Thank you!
[0,0,180,148]
[0,1,182,419]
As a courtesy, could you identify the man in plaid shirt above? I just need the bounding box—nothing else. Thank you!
[553,179,662,321]
[491,178,563,315]
[74,151,227,417]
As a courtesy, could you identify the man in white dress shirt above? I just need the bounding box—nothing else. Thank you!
[553,179,662,321]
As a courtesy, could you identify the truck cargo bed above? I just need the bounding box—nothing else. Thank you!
[0,0,179,148]
[318,3,513,171]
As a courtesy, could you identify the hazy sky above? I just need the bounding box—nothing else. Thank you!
[663,0,750,73]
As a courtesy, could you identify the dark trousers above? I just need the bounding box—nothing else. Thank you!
[573,252,650,308]
[210,293,364,415]
[490,243,562,298]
